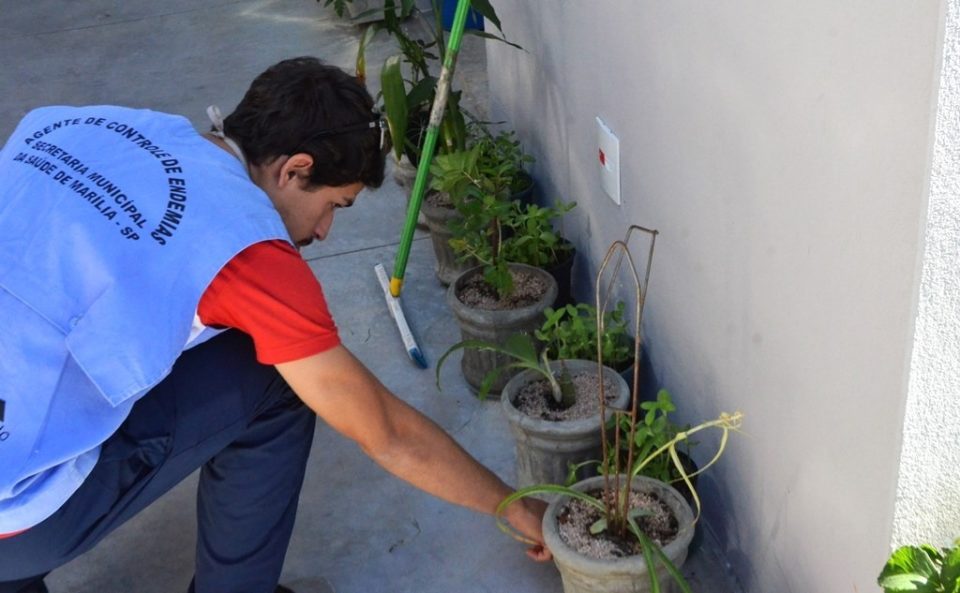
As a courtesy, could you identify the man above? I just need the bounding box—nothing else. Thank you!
[0,57,549,593]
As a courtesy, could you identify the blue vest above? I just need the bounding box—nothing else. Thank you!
[0,106,290,532]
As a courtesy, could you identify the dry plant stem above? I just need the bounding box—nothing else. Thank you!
[594,225,658,535]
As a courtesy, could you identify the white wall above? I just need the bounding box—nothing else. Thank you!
[894,0,960,548]
[486,1,949,591]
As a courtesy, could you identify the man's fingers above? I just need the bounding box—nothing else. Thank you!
[526,544,553,562]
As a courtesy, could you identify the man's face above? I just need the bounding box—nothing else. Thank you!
[276,180,365,247]
[249,152,365,247]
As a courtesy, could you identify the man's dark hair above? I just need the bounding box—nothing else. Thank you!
[224,56,385,188]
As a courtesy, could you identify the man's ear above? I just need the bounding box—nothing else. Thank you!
[277,153,315,188]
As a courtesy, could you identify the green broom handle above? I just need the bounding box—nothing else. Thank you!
[389,0,472,297]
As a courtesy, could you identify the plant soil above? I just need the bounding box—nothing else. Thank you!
[514,371,618,421]
[557,488,678,560]
[456,268,547,310]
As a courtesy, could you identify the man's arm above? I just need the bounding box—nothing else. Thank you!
[275,344,551,561]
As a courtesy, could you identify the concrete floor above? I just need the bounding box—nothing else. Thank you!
[1,2,740,592]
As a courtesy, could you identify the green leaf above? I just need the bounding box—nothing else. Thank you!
[878,574,935,593]
[477,366,506,400]
[589,517,607,535]
[650,536,695,593]
[638,538,661,593]
[380,55,408,161]
[468,0,501,30]
[628,507,653,520]
[355,23,383,81]
[942,545,960,589]
[495,484,604,540]
[878,546,940,593]
[464,30,524,51]
[502,333,538,363]
[406,76,438,110]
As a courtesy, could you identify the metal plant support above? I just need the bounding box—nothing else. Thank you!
[595,224,659,527]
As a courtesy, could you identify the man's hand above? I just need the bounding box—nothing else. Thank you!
[503,497,552,562]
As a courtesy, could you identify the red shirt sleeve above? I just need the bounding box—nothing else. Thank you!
[198,240,341,364]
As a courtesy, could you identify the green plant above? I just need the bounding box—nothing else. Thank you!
[878,539,960,593]
[436,333,575,407]
[355,0,519,165]
[536,301,632,370]
[471,127,534,197]
[599,389,696,486]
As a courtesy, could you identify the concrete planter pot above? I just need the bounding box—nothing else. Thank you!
[447,264,557,397]
[511,171,535,204]
[421,193,473,285]
[543,475,696,593]
[501,360,630,488]
[393,153,417,189]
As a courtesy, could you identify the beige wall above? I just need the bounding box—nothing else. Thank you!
[486,1,948,591]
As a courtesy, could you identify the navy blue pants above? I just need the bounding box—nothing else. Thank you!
[0,331,316,593]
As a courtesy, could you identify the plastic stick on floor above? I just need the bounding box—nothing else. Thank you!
[374,263,427,368]
[388,0,472,297]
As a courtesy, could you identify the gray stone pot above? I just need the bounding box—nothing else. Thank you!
[392,154,417,189]
[543,475,696,593]
[447,264,557,397]
[501,360,630,488]
[421,193,472,285]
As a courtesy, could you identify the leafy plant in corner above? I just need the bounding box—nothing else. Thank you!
[436,333,575,407]
[877,539,960,593]
[354,0,520,166]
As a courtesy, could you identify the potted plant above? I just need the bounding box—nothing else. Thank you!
[500,406,741,593]
[445,260,557,396]
[494,225,744,593]
[877,539,960,593]
[436,333,631,488]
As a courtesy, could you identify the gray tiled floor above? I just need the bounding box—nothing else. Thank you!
[1,2,739,592]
